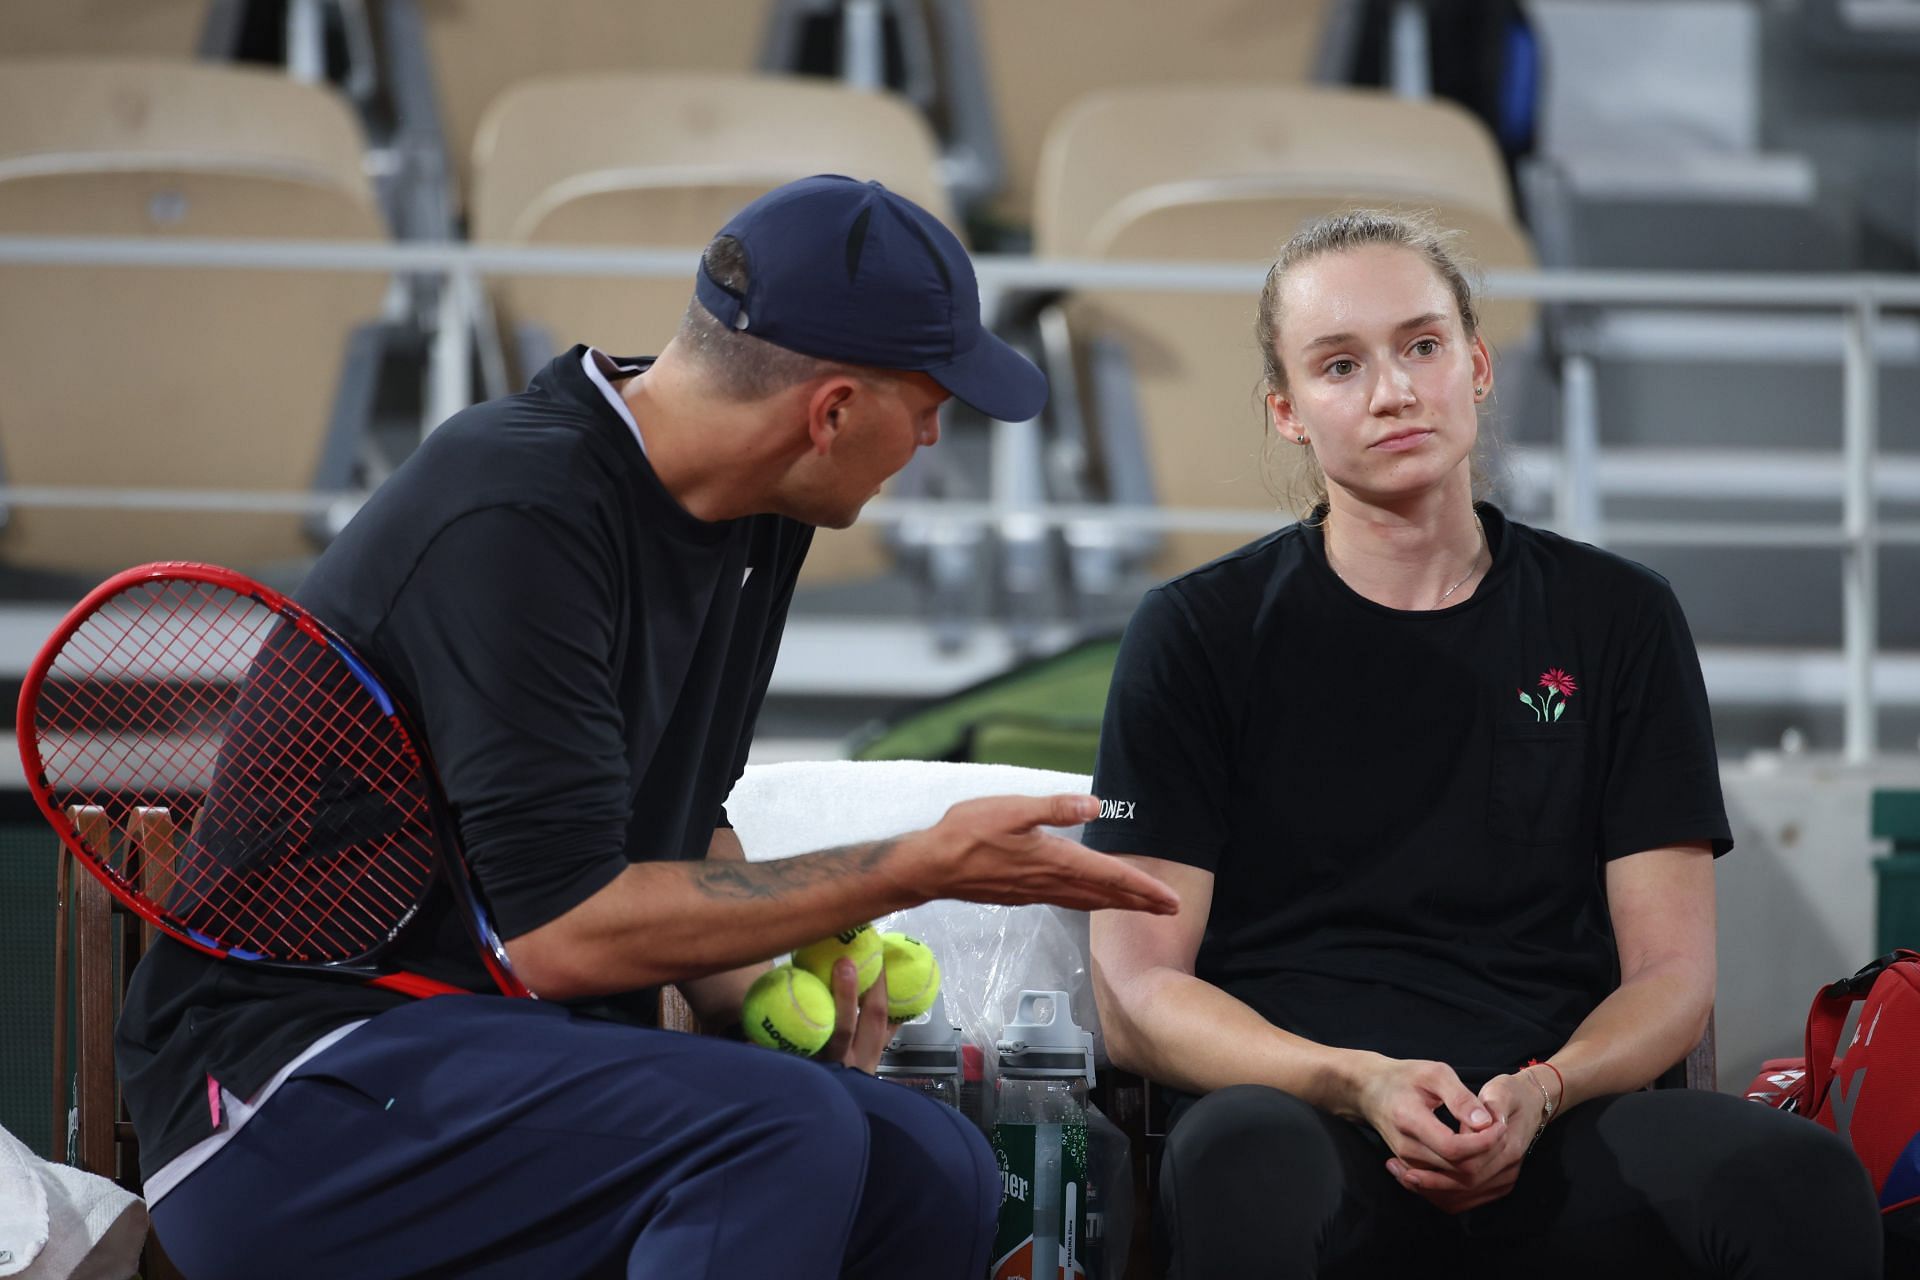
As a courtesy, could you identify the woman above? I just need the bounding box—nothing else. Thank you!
[1081,210,1880,1277]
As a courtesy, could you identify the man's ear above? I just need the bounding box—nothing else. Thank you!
[805,378,860,455]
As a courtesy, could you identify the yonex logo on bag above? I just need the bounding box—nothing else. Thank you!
[1098,799,1135,821]
[1831,1067,1867,1146]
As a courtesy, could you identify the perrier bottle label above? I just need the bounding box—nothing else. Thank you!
[991,1120,1089,1280]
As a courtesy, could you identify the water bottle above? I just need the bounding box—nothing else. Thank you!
[876,988,963,1110]
[991,990,1095,1280]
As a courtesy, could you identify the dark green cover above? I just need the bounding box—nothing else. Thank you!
[1,822,62,1158]
[1876,854,1920,954]
[1874,789,1920,848]
[850,636,1119,775]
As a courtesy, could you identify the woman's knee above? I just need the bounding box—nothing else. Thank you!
[1158,1086,1359,1276]
[1639,1093,1883,1276]
[1709,1102,1879,1222]
[1164,1085,1339,1180]
[1161,1084,1350,1220]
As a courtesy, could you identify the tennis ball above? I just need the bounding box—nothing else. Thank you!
[793,922,883,995]
[880,931,941,1020]
[743,964,835,1056]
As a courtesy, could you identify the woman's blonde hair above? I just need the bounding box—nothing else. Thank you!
[1254,208,1496,517]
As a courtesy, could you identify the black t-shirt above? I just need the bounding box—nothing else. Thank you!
[117,348,811,1178]
[1080,505,1731,1087]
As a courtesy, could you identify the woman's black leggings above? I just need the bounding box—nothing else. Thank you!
[1158,1085,1882,1279]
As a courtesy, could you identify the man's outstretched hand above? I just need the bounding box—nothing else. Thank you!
[904,794,1181,917]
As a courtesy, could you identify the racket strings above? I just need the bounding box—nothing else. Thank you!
[131,604,433,955]
[180,614,436,956]
[188,660,432,953]
[34,585,226,848]
[33,578,440,963]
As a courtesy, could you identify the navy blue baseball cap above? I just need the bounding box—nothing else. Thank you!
[693,175,1048,423]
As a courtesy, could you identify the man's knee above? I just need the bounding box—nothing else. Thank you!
[919,1102,998,1233]
[841,1072,998,1254]
[738,1058,873,1183]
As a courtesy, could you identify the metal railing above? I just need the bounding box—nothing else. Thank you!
[1,234,1916,758]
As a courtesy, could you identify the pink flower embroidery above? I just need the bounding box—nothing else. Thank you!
[1539,668,1578,697]
[1519,668,1577,721]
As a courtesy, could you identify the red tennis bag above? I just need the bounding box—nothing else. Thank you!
[1747,950,1920,1250]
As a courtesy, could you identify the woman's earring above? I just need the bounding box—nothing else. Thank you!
[1296,433,1308,445]
[1473,386,1485,398]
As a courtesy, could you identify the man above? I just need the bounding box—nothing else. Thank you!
[120,175,1179,1279]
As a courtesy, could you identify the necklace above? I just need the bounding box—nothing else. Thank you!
[1328,512,1488,608]
[1436,514,1489,605]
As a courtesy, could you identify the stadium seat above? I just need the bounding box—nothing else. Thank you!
[0,0,228,61]
[1031,83,1538,586]
[469,71,951,362]
[0,58,393,574]
[469,69,962,588]
[410,0,774,217]
[964,0,1339,240]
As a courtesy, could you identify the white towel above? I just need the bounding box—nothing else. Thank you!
[726,759,1093,861]
[724,760,1107,1063]
[0,1124,146,1280]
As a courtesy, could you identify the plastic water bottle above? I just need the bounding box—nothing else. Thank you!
[991,991,1094,1280]
[876,988,963,1110]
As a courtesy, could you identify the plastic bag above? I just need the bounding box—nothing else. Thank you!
[876,899,1106,1077]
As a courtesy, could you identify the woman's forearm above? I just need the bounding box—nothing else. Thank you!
[1546,843,1718,1109]
[1096,962,1382,1119]
[1542,958,1714,1110]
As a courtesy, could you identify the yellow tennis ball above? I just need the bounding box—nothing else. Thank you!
[793,922,883,995]
[880,931,941,1020]
[743,964,835,1056]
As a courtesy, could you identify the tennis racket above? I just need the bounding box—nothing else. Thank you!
[18,561,529,1000]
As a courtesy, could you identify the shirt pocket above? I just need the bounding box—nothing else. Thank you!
[1488,720,1590,844]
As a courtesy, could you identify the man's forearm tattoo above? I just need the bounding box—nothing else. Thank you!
[688,838,899,901]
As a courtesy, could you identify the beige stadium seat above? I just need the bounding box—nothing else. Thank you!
[471,70,956,584]
[414,0,773,209]
[0,58,391,573]
[971,0,1334,235]
[0,0,216,60]
[1033,84,1539,581]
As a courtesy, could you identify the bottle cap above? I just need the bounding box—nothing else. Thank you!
[879,989,963,1080]
[888,988,959,1048]
[995,990,1095,1084]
